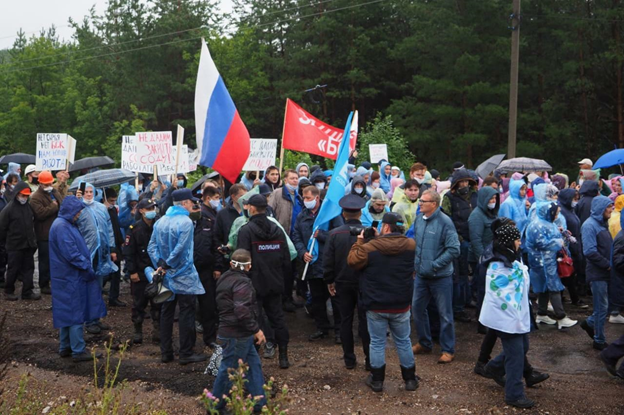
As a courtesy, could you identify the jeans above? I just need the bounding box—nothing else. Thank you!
[413,276,456,354]
[453,240,470,314]
[336,283,370,366]
[160,294,197,358]
[366,311,414,369]
[38,241,50,289]
[59,325,86,356]
[587,280,609,344]
[485,331,529,402]
[212,336,266,411]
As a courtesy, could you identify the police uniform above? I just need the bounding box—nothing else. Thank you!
[123,199,160,343]
[323,194,371,369]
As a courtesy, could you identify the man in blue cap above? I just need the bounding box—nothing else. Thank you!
[324,194,371,370]
[148,188,207,365]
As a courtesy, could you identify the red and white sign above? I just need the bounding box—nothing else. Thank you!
[282,99,357,160]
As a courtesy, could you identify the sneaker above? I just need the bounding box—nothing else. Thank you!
[179,354,208,365]
[593,341,608,351]
[308,330,328,341]
[474,361,488,377]
[572,300,589,309]
[73,352,102,362]
[345,360,356,370]
[263,342,276,359]
[483,365,506,387]
[536,315,557,325]
[580,319,595,340]
[161,354,174,363]
[21,292,41,301]
[609,314,624,324]
[599,351,618,377]
[4,293,18,301]
[59,348,72,358]
[557,317,578,329]
[438,352,454,364]
[412,343,432,355]
[85,324,101,335]
[525,370,549,387]
[506,397,535,409]
[97,321,111,331]
[108,299,127,307]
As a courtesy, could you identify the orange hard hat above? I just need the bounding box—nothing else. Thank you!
[38,171,54,185]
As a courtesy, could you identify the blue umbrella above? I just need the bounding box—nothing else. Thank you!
[593,149,624,169]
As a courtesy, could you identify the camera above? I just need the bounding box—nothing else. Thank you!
[349,226,376,240]
[349,226,364,236]
[363,227,376,240]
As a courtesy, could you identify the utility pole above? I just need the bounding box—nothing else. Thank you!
[507,0,521,158]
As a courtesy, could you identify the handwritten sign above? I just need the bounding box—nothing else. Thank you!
[135,131,174,174]
[369,144,388,164]
[36,133,76,171]
[172,145,190,174]
[242,139,277,172]
[120,135,145,173]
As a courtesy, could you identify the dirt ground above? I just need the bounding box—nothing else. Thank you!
[1,282,624,414]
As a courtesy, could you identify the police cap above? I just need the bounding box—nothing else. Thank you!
[339,194,366,212]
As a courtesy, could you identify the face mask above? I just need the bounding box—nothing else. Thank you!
[285,184,297,193]
[32,177,39,185]
[0,188,4,195]
[457,186,469,196]
[572,201,578,208]
[415,178,424,184]
[243,209,249,218]
[189,211,201,222]
[83,198,94,205]
[144,211,157,220]
[177,180,185,188]
[210,199,222,211]
[44,186,53,193]
[487,202,496,210]
[579,179,585,186]
[304,199,317,210]
[8,185,14,190]
[354,187,364,194]
[372,182,380,189]
[17,196,28,205]
[315,183,325,190]
[349,171,356,179]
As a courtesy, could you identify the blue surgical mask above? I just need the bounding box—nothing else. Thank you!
[304,199,317,210]
[177,180,185,188]
[285,184,297,193]
[144,211,157,220]
[210,199,222,211]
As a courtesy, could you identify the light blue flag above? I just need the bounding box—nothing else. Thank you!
[306,111,355,263]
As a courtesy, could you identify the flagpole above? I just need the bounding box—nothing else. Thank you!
[278,99,288,175]
[301,236,316,281]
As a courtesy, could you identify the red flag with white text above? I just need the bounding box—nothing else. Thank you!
[282,99,357,160]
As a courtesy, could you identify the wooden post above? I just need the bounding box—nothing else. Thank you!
[174,125,184,186]
[278,99,288,174]
[135,172,140,192]
[507,0,521,159]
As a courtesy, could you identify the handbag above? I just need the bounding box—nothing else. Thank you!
[557,249,574,278]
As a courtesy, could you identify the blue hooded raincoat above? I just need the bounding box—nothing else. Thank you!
[49,196,106,328]
[148,205,205,296]
[525,201,565,293]
[3,162,20,181]
[498,179,528,235]
[379,161,392,193]
[528,183,567,231]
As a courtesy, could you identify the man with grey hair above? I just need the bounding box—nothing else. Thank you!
[411,189,460,364]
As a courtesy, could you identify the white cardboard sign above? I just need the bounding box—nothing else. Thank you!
[369,144,388,164]
[242,139,277,172]
[36,133,76,171]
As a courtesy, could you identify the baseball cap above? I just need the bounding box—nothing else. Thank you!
[172,188,198,203]
[578,158,593,167]
[247,194,268,208]
[258,184,272,196]
[24,165,37,175]
[382,212,404,226]
[137,198,157,210]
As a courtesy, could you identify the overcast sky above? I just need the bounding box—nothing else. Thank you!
[0,0,233,50]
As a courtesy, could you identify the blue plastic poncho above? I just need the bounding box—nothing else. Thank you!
[498,179,528,235]
[525,201,565,293]
[148,205,205,295]
[528,183,567,231]
[118,182,139,231]
[3,162,20,181]
[76,183,118,277]
[49,196,106,328]
[379,160,392,192]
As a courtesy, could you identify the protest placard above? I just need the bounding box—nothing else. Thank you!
[172,145,190,174]
[369,144,388,164]
[120,135,146,173]
[242,139,277,172]
[135,131,174,174]
[36,133,76,171]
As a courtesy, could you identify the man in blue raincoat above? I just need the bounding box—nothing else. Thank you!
[49,196,105,362]
[148,188,206,365]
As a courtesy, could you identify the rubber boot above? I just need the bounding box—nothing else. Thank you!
[133,322,143,344]
[400,365,419,391]
[278,345,290,369]
[151,319,160,343]
[365,365,385,393]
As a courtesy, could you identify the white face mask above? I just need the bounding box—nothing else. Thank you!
[17,196,28,205]
[304,199,317,210]
[285,184,297,193]
[44,186,53,193]
[372,182,380,189]
[209,199,222,210]
[315,183,325,190]
[571,201,578,208]
[415,178,424,184]
[354,187,364,194]
[83,198,94,205]
[487,202,496,210]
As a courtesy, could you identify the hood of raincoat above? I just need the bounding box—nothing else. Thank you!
[551,174,567,190]
[351,176,367,197]
[237,186,260,211]
[533,183,559,202]
[580,180,600,197]
[6,162,20,176]
[508,179,525,201]
[296,162,309,176]
[558,188,577,209]
[590,196,614,224]
[424,171,432,185]
[477,186,499,214]
[530,177,545,189]
[355,166,369,178]
[310,169,327,187]
[379,161,391,179]
[450,168,477,191]
[12,180,31,196]
[58,196,86,222]
[535,201,558,222]
[615,195,624,213]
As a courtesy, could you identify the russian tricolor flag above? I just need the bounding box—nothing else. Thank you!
[195,38,250,183]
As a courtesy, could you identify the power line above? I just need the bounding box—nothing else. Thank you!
[0,25,71,41]
[1,0,389,74]
[0,0,342,67]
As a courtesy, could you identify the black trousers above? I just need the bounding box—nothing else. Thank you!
[197,269,219,346]
[104,262,121,303]
[257,292,289,347]
[336,283,370,365]
[37,240,50,289]
[160,294,197,358]
[477,328,534,376]
[131,278,161,324]
[561,272,580,304]
[0,241,7,282]
[5,248,35,296]
[308,278,341,332]
[283,260,296,304]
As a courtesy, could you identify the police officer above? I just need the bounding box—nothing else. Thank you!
[237,194,291,369]
[324,194,371,370]
[123,198,161,344]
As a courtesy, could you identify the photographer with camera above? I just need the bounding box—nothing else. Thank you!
[323,194,371,370]
[347,212,418,393]
[148,189,207,365]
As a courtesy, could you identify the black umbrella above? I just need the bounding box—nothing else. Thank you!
[69,168,136,191]
[476,154,506,179]
[69,156,115,172]
[191,171,221,194]
[0,153,36,165]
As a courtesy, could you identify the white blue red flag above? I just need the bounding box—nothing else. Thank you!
[195,38,250,183]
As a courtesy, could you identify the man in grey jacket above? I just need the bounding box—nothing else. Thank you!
[411,190,460,364]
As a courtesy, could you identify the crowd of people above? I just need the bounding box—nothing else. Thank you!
[1,155,624,411]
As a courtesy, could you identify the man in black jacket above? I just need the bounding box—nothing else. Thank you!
[324,194,370,370]
[237,194,291,369]
[0,181,39,301]
[214,184,246,247]
[194,186,224,347]
[123,198,161,344]
[103,188,126,307]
